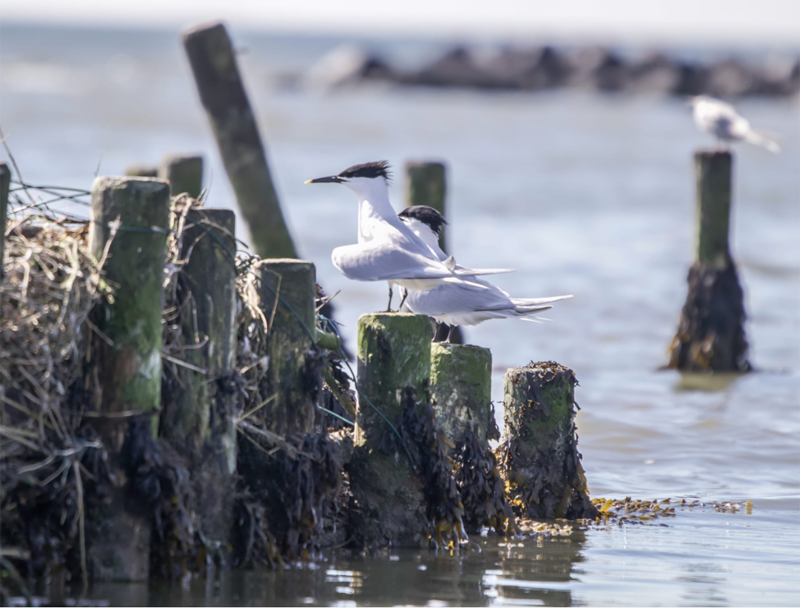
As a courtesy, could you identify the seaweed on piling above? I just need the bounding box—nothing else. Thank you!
[667,263,751,372]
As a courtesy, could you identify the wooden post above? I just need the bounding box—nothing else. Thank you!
[0,163,9,289]
[498,362,597,520]
[159,154,204,199]
[253,259,318,435]
[182,22,297,259]
[87,176,170,581]
[695,151,732,269]
[348,313,432,545]
[125,165,158,178]
[405,161,447,252]
[429,343,491,445]
[161,208,237,542]
[430,343,511,533]
[405,161,463,343]
[667,150,750,372]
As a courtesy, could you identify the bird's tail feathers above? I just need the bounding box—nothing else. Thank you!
[744,130,781,154]
[511,294,573,308]
[454,267,516,277]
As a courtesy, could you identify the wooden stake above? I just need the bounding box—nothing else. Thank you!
[182,22,297,259]
[405,161,447,252]
[86,176,171,581]
[499,362,597,520]
[161,208,238,542]
[159,154,204,199]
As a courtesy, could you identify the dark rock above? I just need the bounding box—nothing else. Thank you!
[704,58,756,98]
[629,52,685,95]
[304,44,394,90]
[566,47,629,92]
[411,46,506,89]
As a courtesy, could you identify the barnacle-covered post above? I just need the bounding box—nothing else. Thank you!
[159,154,204,199]
[430,343,510,532]
[348,313,432,545]
[253,259,318,435]
[499,362,597,520]
[405,161,447,251]
[87,176,171,580]
[161,208,237,542]
[0,163,9,290]
[182,22,297,259]
[667,150,750,372]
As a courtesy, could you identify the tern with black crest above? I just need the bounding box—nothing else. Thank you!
[306,161,513,311]
[398,205,572,342]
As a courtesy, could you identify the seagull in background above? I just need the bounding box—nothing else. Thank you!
[688,96,780,153]
[305,161,513,311]
[398,205,572,342]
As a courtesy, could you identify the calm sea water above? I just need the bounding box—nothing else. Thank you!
[2,23,799,607]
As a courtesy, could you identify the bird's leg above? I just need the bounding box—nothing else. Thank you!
[398,288,408,311]
[446,324,454,343]
[386,285,393,313]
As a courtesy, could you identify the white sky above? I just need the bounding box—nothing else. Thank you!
[2,0,800,45]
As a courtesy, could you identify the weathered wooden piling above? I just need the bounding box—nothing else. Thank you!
[348,313,432,545]
[404,161,462,343]
[159,154,204,199]
[429,343,492,445]
[667,150,750,372]
[430,343,510,533]
[499,362,597,520]
[125,164,158,178]
[182,22,297,259]
[86,176,171,580]
[161,208,237,542]
[405,161,447,251]
[0,163,9,288]
[253,259,318,435]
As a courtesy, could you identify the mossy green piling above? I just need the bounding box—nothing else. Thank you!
[161,208,238,543]
[499,362,597,520]
[87,176,171,581]
[253,258,318,435]
[348,313,432,546]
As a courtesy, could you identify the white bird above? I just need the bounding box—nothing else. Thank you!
[397,205,572,342]
[688,96,780,153]
[305,161,513,311]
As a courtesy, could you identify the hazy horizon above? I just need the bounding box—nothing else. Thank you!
[2,0,799,47]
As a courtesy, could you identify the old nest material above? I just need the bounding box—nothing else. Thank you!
[0,212,108,593]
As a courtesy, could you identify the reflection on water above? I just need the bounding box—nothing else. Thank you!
[2,22,799,607]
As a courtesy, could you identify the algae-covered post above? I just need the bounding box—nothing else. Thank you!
[182,22,297,259]
[348,313,432,545]
[253,259,318,435]
[429,343,491,446]
[0,163,9,289]
[405,161,447,252]
[161,208,237,543]
[87,176,171,580]
[499,362,597,520]
[159,154,204,199]
[667,150,750,372]
[430,343,511,533]
[125,164,158,178]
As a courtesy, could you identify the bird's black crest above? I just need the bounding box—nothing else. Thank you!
[338,160,392,182]
[398,205,447,236]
